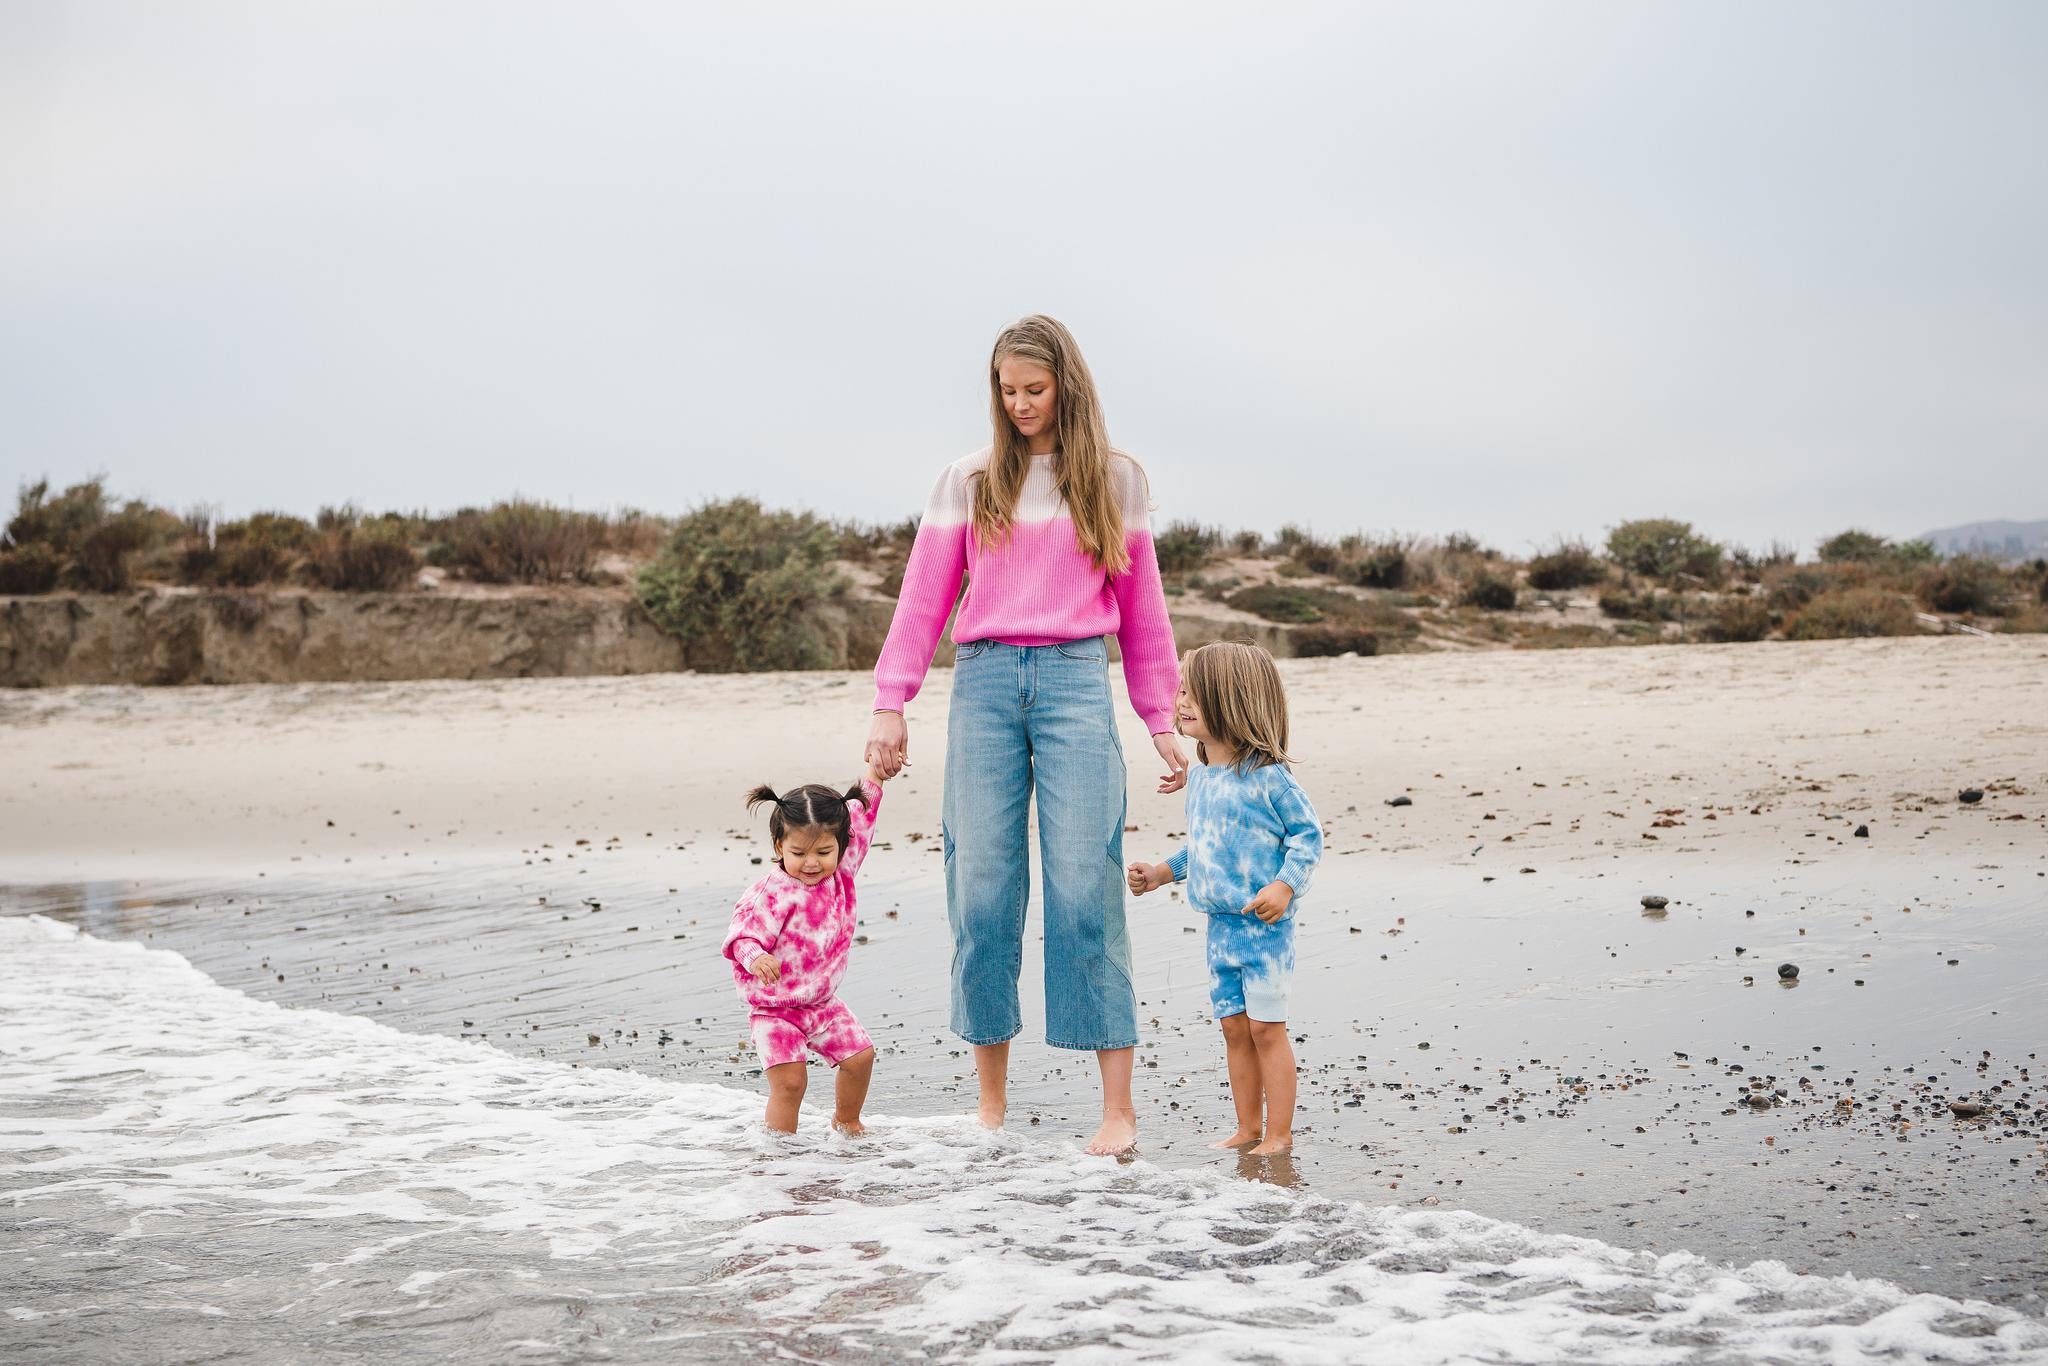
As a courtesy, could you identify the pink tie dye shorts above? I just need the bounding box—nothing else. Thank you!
[750,998,874,1070]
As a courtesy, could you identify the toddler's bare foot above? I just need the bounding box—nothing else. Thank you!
[831,1117,867,1137]
[976,1098,1006,1129]
[1248,1135,1292,1156]
[1206,1130,1261,1150]
[1084,1111,1138,1156]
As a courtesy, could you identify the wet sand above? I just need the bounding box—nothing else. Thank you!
[4,636,2045,1312]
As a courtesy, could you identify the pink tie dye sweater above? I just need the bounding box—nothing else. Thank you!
[871,449,1179,733]
[721,779,881,1010]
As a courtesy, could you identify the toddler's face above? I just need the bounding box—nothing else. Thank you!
[775,826,843,885]
[1175,682,1214,745]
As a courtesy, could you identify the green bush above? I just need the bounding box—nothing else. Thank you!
[1598,589,1676,622]
[305,525,419,591]
[1459,572,1518,611]
[1922,557,2009,616]
[6,478,106,555]
[635,498,848,670]
[1784,588,1918,640]
[1228,584,1326,623]
[1706,597,1773,642]
[0,543,61,594]
[1606,518,1724,581]
[1292,624,1381,657]
[438,500,604,583]
[1336,536,1410,589]
[1525,540,1605,590]
[1155,520,1221,574]
[71,511,157,591]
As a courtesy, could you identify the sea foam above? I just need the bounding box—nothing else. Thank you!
[2,914,2042,1365]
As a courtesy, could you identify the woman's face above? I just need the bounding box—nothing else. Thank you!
[997,357,1058,444]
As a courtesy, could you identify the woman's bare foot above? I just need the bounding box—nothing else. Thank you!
[1206,1130,1261,1150]
[1084,1109,1138,1156]
[831,1116,867,1137]
[1248,1134,1292,1156]
[976,1098,1006,1129]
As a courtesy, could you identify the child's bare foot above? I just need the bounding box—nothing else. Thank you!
[976,1098,1006,1129]
[1248,1135,1292,1156]
[1206,1130,1261,1150]
[831,1116,867,1137]
[1084,1111,1138,1156]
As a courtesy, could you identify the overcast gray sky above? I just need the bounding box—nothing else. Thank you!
[3,1,2043,553]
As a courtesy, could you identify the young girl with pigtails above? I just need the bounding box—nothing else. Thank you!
[721,762,889,1135]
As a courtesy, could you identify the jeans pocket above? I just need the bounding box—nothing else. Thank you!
[954,640,990,661]
[941,822,955,863]
[1052,639,1104,662]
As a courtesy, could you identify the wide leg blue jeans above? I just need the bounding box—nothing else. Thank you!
[943,636,1138,1051]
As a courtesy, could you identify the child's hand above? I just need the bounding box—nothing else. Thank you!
[1126,861,1172,896]
[748,953,783,984]
[1243,881,1294,923]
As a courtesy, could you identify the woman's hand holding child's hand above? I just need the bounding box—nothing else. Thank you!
[1126,862,1173,896]
[748,953,783,984]
[1243,881,1294,923]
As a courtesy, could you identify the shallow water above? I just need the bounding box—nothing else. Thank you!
[5,914,2046,1365]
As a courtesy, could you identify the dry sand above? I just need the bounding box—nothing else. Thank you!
[2,635,2042,882]
[4,635,2045,1306]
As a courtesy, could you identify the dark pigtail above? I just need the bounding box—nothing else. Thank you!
[842,778,868,808]
[748,780,862,850]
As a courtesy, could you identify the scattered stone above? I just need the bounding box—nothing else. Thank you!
[1958,788,1984,804]
[1385,795,1413,808]
[1641,895,1668,910]
[1950,1101,1988,1119]
[1777,963,1799,980]
[1853,824,1869,838]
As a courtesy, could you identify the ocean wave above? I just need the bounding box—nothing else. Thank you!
[2,914,2042,1365]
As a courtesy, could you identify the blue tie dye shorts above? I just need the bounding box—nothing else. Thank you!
[1205,912,1296,1023]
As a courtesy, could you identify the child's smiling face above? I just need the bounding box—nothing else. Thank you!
[1175,681,1214,746]
[775,826,843,886]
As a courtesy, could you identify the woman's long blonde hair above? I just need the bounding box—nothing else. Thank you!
[975,314,1130,576]
[1181,641,1293,772]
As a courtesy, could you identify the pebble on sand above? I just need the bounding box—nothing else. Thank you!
[1958,788,1985,804]
[1384,795,1413,807]
[1777,963,1799,980]
[1641,895,1669,910]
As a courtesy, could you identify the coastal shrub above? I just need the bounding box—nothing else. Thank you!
[636,498,848,669]
[1598,589,1675,622]
[1441,532,1490,558]
[1605,518,1724,581]
[6,478,105,554]
[305,525,419,591]
[1228,529,1262,556]
[0,543,61,594]
[1784,588,1918,640]
[1816,529,1893,563]
[1922,557,2009,616]
[1292,624,1381,657]
[1458,572,1518,611]
[1525,540,1605,591]
[1334,536,1410,589]
[70,510,158,591]
[437,500,604,583]
[1706,597,1773,642]
[1155,520,1222,574]
[1228,584,1326,623]
[1511,623,1621,651]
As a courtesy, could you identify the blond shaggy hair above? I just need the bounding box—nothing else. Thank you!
[1180,641,1293,772]
[974,314,1133,576]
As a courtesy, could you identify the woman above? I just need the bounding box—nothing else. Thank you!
[865,315,1186,1156]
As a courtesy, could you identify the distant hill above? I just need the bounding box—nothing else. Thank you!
[1919,519,2048,561]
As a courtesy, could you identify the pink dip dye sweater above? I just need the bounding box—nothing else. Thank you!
[721,779,881,1011]
[871,449,1179,733]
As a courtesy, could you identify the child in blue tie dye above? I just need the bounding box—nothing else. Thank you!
[1128,641,1322,1155]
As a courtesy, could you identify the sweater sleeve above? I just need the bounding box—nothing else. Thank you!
[1267,769,1324,897]
[1108,460,1180,733]
[837,777,884,878]
[722,883,785,969]
[1165,846,1190,882]
[873,464,969,714]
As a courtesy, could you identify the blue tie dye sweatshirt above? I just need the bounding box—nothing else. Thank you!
[1165,760,1323,919]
